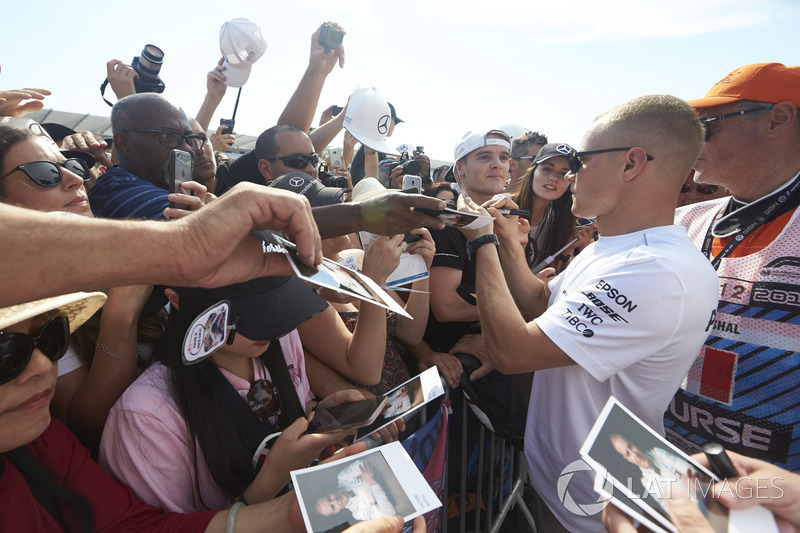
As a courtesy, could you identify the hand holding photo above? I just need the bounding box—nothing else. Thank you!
[265,233,412,319]
[291,441,441,533]
[355,367,444,442]
[580,397,778,533]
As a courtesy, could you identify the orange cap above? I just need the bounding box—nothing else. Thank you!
[688,63,800,109]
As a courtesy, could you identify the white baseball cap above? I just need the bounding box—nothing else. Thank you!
[343,88,399,156]
[454,130,511,161]
[219,18,267,88]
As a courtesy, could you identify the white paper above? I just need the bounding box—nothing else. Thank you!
[354,367,444,442]
[292,441,441,533]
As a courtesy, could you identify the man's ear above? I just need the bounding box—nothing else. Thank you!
[164,288,180,310]
[621,147,650,182]
[508,158,518,175]
[766,101,798,140]
[113,132,130,159]
[257,158,272,181]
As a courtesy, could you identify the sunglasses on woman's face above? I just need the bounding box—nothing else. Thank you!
[0,314,69,386]
[0,159,90,187]
[247,378,282,419]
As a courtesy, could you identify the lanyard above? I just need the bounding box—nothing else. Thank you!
[701,176,800,270]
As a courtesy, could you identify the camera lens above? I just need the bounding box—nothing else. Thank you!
[402,160,421,176]
[137,44,164,78]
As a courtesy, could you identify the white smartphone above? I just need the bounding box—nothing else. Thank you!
[402,174,422,193]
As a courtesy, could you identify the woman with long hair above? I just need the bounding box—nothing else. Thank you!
[512,143,597,272]
[99,274,366,513]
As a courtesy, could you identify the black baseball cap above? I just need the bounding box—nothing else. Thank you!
[268,171,347,207]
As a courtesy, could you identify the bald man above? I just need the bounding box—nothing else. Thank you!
[88,93,205,220]
[457,94,719,532]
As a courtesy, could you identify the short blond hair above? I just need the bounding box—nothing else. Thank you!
[594,94,704,181]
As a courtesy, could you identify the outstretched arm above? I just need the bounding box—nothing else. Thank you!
[0,183,322,306]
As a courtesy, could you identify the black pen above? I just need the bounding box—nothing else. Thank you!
[495,209,531,217]
[703,442,739,479]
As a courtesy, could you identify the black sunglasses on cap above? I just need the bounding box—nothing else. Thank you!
[266,153,320,170]
[567,147,654,174]
[0,314,70,385]
[0,159,90,187]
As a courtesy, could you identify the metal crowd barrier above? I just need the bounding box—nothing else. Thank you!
[435,388,537,533]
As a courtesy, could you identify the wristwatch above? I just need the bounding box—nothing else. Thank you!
[466,234,499,261]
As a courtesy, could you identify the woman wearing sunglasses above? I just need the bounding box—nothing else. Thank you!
[0,291,416,532]
[99,275,364,514]
[0,126,93,217]
[512,143,598,273]
[0,125,162,454]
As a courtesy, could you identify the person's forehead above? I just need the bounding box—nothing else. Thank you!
[139,102,190,131]
[470,144,510,158]
[275,130,313,153]
[696,101,745,118]
[539,156,570,168]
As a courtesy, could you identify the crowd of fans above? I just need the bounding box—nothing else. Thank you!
[1,18,799,533]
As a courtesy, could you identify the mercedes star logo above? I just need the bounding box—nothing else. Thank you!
[289,177,305,188]
[557,144,573,154]
[377,114,390,135]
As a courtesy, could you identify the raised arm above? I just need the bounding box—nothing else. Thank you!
[195,58,228,131]
[277,22,345,131]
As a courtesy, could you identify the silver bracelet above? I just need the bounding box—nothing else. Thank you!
[97,341,138,361]
[227,501,246,533]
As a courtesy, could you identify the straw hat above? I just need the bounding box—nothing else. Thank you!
[0,292,107,332]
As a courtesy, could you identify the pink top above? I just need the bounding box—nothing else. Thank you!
[98,330,312,512]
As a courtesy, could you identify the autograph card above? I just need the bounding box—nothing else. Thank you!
[268,234,411,319]
[580,397,777,533]
[354,367,445,442]
[414,206,492,229]
[291,441,441,533]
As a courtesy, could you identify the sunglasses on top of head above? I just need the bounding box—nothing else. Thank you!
[265,153,320,170]
[567,148,655,174]
[0,314,70,385]
[0,159,91,187]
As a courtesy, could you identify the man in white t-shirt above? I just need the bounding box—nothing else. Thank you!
[456,94,719,532]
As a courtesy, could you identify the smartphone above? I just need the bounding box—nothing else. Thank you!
[306,397,388,434]
[331,105,343,116]
[318,22,344,52]
[329,147,343,168]
[220,118,234,135]
[403,234,421,245]
[168,149,193,210]
[402,175,422,193]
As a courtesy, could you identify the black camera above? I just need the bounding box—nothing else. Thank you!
[131,44,166,94]
[388,159,421,177]
[100,44,165,106]
[318,165,348,189]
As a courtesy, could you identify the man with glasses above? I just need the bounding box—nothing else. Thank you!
[507,130,548,193]
[88,93,206,220]
[664,63,800,474]
[456,95,719,532]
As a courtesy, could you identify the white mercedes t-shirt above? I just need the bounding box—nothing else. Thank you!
[525,225,718,532]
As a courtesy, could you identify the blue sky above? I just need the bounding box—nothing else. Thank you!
[2,0,797,161]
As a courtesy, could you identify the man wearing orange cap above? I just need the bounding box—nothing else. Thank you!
[664,63,800,473]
